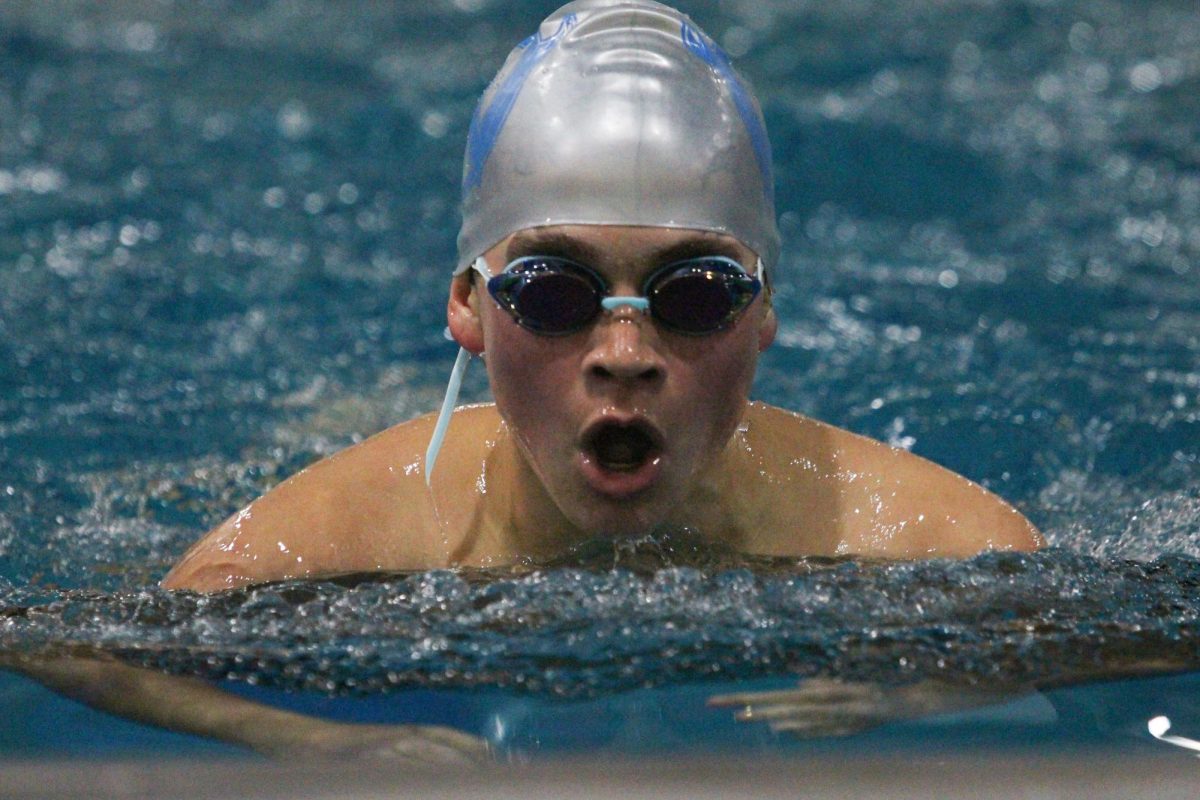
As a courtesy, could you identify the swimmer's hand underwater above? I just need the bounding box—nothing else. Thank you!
[261,717,488,765]
[708,678,1023,738]
[0,647,489,765]
[709,655,1200,739]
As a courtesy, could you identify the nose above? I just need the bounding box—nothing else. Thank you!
[582,306,665,386]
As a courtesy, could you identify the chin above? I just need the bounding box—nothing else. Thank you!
[531,450,686,539]
[563,490,674,540]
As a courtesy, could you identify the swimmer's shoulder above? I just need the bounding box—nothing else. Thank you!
[743,402,1043,557]
[162,404,505,593]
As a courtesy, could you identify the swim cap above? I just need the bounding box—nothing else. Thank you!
[455,0,780,273]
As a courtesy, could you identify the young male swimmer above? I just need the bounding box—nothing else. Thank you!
[164,0,1040,593]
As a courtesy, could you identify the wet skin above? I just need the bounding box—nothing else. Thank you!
[163,225,1042,593]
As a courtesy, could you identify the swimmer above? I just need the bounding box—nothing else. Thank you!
[163,0,1040,594]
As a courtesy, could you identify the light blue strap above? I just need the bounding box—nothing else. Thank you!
[425,346,473,487]
[426,257,491,485]
[472,255,494,279]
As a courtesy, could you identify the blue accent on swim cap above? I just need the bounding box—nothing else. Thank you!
[463,13,578,193]
[680,21,774,205]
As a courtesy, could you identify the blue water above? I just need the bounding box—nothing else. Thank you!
[2,0,1200,762]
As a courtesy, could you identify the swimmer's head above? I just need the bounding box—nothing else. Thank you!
[455,0,780,274]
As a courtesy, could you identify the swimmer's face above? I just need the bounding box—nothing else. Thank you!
[448,224,777,537]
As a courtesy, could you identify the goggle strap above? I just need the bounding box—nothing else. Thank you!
[425,345,473,487]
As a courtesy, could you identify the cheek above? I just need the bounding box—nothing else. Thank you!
[706,354,758,428]
[673,323,760,396]
[669,327,761,439]
[482,314,578,438]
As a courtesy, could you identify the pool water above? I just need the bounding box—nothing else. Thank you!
[2,0,1199,763]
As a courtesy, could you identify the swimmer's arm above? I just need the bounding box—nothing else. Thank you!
[161,474,364,593]
[710,657,1199,739]
[163,417,444,592]
[745,406,1041,558]
[709,677,1029,737]
[864,444,1044,556]
[0,647,486,763]
[812,415,1042,557]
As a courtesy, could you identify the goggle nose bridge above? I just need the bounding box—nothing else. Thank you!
[600,296,651,313]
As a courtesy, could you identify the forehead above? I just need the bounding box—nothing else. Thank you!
[499,225,754,268]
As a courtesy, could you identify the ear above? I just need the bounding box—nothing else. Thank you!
[447,273,486,355]
[757,304,777,352]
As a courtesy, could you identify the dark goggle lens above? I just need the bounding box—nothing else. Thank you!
[649,261,760,334]
[489,261,602,334]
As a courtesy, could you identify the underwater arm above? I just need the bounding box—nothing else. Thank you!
[708,677,1030,737]
[0,646,487,763]
[709,658,1200,739]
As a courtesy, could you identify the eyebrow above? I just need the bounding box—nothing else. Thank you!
[505,231,604,264]
[505,229,746,267]
[648,236,744,265]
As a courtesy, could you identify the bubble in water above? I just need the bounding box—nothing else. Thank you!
[277,100,313,140]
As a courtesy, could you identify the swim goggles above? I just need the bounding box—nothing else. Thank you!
[426,253,763,486]
[475,254,763,336]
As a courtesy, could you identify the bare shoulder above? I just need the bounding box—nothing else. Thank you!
[162,405,502,592]
[743,403,1043,558]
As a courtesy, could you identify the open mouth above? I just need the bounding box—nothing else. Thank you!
[583,421,662,473]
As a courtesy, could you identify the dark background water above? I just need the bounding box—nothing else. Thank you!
[0,0,1199,753]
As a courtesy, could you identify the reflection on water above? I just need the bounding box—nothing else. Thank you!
[1,0,1199,754]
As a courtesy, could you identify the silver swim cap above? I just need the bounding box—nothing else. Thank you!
[455,0,780,272]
